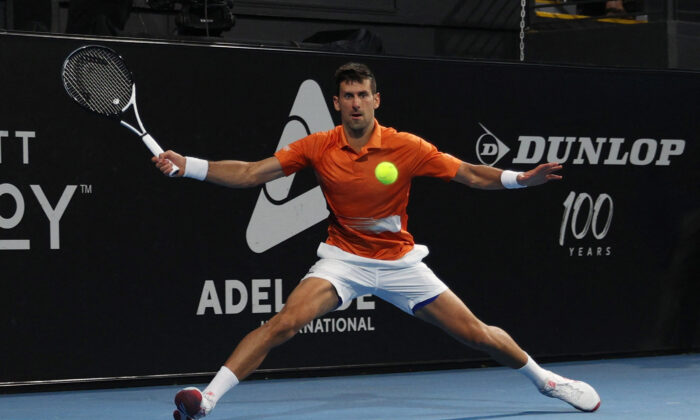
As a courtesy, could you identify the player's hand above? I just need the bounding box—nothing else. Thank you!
[517,162,563,187]
[152,150,185,177]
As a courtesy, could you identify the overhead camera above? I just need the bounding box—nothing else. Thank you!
[147,0,235,36]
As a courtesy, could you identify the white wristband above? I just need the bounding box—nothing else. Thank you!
[184,156,209,181]
[501,170,525,189]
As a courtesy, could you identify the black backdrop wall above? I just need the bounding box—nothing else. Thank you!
[1,33,698,385]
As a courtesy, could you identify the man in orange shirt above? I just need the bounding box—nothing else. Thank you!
[155,63,601,419]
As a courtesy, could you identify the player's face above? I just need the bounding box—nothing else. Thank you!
[333,79,380,136]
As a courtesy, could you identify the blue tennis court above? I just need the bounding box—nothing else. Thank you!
[1,354,698,419]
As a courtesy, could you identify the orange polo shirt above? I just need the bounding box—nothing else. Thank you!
[275,120,462,260]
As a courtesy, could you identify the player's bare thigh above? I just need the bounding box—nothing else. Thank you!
[249,277,340,346]
[413,289,498,352]
[275,276,340,328]
[414,289,527,368]
[413,289,484,337]
[223,277,340,379]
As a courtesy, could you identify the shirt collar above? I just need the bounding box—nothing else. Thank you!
[338,119,382,155]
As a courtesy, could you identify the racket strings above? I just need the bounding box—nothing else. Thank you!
[65,60,130,115]
[63,48,133,116]
[79,65,128,112]
[76,53,130,106]
[75,58,130,114]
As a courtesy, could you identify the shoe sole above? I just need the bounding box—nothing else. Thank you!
[173,409,193,420]
[581,400,601,412]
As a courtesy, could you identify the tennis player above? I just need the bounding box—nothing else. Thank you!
[155,62,601,419]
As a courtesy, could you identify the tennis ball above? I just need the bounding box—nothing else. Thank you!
[375,161,398,185]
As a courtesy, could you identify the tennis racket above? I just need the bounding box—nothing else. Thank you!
[61,45,179,176]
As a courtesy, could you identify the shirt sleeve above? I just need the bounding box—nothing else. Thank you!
[274,132,322,176]
[412,138,463,181]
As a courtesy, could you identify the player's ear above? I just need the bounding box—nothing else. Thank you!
[333,95,340,111]
[373,92,380,109]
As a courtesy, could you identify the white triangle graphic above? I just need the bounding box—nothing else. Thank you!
[476,122,511,166]
[245,80,333,253]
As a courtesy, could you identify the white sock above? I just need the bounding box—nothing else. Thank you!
[203,366,239,406]
[517,354,550,389]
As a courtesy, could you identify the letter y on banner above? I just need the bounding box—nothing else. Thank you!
[246,80,332,253]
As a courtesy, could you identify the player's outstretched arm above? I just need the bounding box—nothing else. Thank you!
[152,151,285,188]
[453,162,562,190]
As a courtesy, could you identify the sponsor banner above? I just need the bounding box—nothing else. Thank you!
[1,33,698,383]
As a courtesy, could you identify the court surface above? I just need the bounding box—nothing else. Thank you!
[1,354,698,420]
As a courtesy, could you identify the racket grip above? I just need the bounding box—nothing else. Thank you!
[142,133,180,176]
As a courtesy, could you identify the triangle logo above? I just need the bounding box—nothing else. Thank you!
[245,80,333,253]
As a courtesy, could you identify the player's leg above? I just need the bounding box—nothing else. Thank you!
[174,277,339,419]
[376,257,527,369]
[413,289,527,368]
[414,290,600,412]
[223,276,339,379]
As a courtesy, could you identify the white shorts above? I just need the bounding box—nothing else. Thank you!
[302,242,449,315]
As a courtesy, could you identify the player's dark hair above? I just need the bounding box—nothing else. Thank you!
[334,62,377,95]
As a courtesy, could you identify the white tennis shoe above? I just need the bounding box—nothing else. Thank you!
[173,387,215,419]
[539,373,601,412]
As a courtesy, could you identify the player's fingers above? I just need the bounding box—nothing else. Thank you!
[162,150,182,161]
[153,151,182,177]
[541,162,561,171]
[537,164,561,176]
[162,150,185,167]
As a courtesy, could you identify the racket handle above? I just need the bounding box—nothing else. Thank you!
[142,133,180,177]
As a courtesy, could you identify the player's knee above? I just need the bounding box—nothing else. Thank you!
[463,323,497,351]
[264,312,304,342]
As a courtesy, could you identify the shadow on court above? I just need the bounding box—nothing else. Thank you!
[445,410,578,420]
[216,390,579,420]
[219,392,477,419]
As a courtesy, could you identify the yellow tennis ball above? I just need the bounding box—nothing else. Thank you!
[375,161,398,185]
